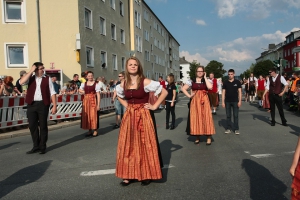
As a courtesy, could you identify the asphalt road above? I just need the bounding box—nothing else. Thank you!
[0,94,299,200]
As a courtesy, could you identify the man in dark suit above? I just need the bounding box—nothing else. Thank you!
[20,62,57,154]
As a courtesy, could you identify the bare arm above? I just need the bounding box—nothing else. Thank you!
[96,92,101,110]
[117,96,128,108]
[238,88,242,107]
[20,65,36,85]
[290,137,300,176]
[181,84,193,98]
[222,89,226,108]
[204,76,212,90]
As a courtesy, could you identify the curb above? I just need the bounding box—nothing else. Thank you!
[0,112,115,141]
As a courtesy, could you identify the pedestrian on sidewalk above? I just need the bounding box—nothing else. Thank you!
[263,68,288,126]
[115,57,167,186]
[111,71,126,129]
[79,71,101,137]
[222,69,242,135]
[181,66,215,145]
[248,73,257,103]
[165,73,177,130]
[208,72,218,115]
[20,62,57,154]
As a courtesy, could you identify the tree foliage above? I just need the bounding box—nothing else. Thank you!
[253,60,274,77]
[188,61,201,80]
[205,60,226,78]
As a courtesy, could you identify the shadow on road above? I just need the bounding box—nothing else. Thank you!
[47,134,85,152]
[288,124,300,137]
[98,125,115,135]
[0,142,20,151]
[175,117,183,127]
[242,159,288,200]
[252,114,271,124]
[157,139,182,183]
[0,160,52,199]
[218,119,227,130]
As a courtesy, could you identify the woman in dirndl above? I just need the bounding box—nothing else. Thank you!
[290,137,300,199]
[115,57,167,186]
[79,71,101,137]
[262,75,270,112]
[181,66,215,145]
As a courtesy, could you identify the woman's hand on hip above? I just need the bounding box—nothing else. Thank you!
[144,103,157,110]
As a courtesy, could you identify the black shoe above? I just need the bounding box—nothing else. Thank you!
[166,124,169,129]
[271,122,275,126]
[141,180,151,186]
[120,180,131,186]
[26,148,40,154]
[170,125,175,130]
[39,149,46,154]
[282,122,288,126]
[113,124,120,129]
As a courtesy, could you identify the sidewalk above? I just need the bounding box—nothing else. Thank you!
[0,112,115,140]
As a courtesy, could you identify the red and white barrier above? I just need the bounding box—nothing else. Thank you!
[0,93,115,129]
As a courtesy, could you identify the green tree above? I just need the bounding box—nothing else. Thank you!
[205,60,226,78]
[253,60,274,77]
[188,61,201,80]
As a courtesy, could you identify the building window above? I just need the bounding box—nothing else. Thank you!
[85,8,92,29]
[112,54,117,70]
[100,17,106,35]
[5,43,28,68]
[110,0,115,9]
[144,10,149,21]
[120,1,124,16]
[86,46,94,67]
[101,51,107,68]
[121,57,125,70]
[3,1,26,23]
[135,35,142,52]
[111,23,116,40]
[145,50,150,61]
[144,30,149,41]
[120,29,125,44]
[134,10,141,28]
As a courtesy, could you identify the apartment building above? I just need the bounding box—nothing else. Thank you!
[0,0,179,84]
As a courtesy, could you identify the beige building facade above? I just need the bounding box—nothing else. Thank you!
[0,0,179,85]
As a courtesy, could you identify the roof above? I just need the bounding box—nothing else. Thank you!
[179,57,190,64]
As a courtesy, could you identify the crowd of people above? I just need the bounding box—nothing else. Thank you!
[3,58,300,198]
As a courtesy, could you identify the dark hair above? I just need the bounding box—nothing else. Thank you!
[86,71,93,75]
[159,76,163,79]
[119,71,125,76]
[73,74,79,78]
[33,62,43,68]
[270,68,277,73]
[228,69,235,73]
[167,73,175,85]
[81,72,86,77]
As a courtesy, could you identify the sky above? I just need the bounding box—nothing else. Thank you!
[144,0,300,75]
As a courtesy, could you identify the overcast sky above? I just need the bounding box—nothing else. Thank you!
[144,0,300,75]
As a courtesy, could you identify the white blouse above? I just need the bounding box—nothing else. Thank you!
[116,80,162,98]
[80,82,101,92]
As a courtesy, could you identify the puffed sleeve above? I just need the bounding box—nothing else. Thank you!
[144,80,162,96]
[116,84,125,98]
[95,83,100,92]
[185,80,192,87]
[80,83,85,90]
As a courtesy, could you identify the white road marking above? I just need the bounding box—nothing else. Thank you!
[244,151,250,154]
[80,164,175,177]
[251,154,275,158]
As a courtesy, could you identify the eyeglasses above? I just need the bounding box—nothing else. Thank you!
[118,76,123,77]
[197,71,204,72]
[269,72,272,74]
[228,74,234,75]
[38,68,45,70]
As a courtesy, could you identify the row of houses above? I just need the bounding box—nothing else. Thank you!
[0,0,180,84]
[256,30,300,74]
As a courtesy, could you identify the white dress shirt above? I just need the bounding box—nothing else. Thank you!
[265,74,288,91]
